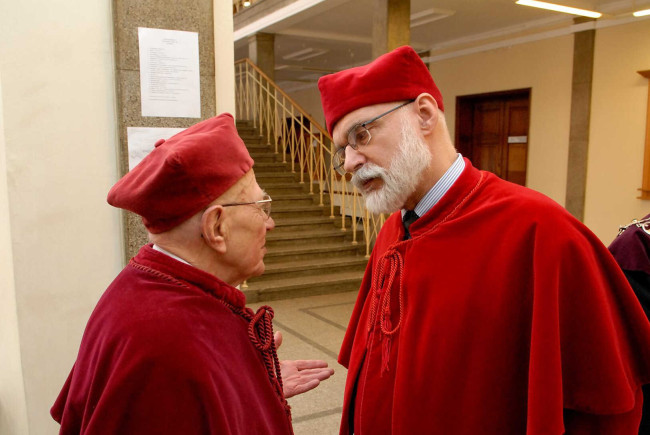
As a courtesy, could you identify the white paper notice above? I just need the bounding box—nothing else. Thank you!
[138,27,201,118]
[127,127,186,170]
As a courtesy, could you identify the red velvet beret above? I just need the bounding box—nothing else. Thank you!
[107,113,253,234]
[318,45,444,135]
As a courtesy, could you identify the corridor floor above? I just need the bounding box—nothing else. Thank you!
[250,290,357,435]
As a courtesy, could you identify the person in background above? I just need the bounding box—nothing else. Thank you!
[610,214,650,434]
[318,45,650,434]
[51,113,333,434]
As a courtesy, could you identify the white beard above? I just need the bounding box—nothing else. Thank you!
[351,115,432,214]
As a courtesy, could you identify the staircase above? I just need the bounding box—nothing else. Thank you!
[237,120,368,303]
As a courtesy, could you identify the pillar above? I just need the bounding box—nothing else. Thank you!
[248,32,275,81]
[372,0,410,59]
[565,18,596,221]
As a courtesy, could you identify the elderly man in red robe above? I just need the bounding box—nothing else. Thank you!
[318,46,650,434]
[51,113,333,434]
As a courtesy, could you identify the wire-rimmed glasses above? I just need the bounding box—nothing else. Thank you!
[221,194,272,220]
[332,99,415,175]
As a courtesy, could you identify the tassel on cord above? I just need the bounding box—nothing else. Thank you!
[365,247,405,374]
[245,305,293,424]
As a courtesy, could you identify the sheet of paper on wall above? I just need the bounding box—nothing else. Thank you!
[127,127,186,170]
[138,27,201,118]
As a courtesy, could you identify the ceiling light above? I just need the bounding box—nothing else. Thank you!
[516,0,602,18]
[283,48,313,60]
[410,8,455,28]
[634,8,650,16]
[243,0,251,7]
[282,48,328,61]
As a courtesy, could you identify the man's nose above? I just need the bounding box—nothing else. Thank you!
[343,146,366,173]
[265,216,275,231]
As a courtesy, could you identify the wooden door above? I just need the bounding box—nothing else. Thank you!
[456,89,530,186]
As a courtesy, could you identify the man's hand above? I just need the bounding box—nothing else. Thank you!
[274,331,335,399]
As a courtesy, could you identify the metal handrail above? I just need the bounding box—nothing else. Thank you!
[234,58,383,257]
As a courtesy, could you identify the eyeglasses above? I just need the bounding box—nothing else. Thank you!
[220,194,272,220]
[332,99,414,175]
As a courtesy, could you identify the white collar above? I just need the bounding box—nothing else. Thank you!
[152,244,192,266]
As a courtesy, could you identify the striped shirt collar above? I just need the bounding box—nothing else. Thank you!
[401,153,465,219]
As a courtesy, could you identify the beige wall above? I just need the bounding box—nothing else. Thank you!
[0,0,123,433]
[430,35,574,207]
[585,19,650,243]
[0,74,30,435]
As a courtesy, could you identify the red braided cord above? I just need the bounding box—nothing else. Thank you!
[366,251,388,332]
[380,251,404,336]
[366,249,404,336]
[363,173,485,372]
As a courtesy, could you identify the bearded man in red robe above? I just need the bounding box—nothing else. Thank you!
[318,46,650,434]
[51,113,333,434]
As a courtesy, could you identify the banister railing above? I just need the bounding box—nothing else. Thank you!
[234,58,384,257]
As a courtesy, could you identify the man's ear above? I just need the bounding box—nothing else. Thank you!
[201,205,227,254]
[414,93,439,135]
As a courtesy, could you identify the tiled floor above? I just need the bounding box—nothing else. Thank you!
[249,291,357,435]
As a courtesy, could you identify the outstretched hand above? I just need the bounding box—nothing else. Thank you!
[274,331,335,399]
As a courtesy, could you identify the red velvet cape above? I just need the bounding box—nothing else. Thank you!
[339,160,650,434]
[52,245,293,434]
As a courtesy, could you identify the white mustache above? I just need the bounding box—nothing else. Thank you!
[351,164,387,190]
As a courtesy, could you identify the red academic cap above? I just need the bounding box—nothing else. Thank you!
[318,45,444,135]
[107,113,253,234]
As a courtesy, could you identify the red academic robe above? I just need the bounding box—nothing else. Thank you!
[52,244,293,435]
[339,159,650,434]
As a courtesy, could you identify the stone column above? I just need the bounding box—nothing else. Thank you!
[248,32,275,81]
[565,18,596,221]
[372,0,410,59]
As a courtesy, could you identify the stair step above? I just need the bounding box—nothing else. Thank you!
[263,241,365,263]
[240,134,264,141]
[269,203,330,218]
[265,228,349,248]
[243,270,364,303]
[257,155,304,166]
[247,145,272,153]
[249,153,279,163]
[272,215,340,232]
[253,162,291,173]
[267,193,316,207]
[262,255,366,274]
[256,172,299,183]
[250,256,367,283]
[237,128,257,135]
[261,182,308,195]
